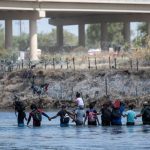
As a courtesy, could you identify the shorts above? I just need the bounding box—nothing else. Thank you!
[111,122,122,126]
[143,122,150,125]
[88,121,97,126]
[102,121,111,126]
[18,123,24,127]
[60,123,69,127]
[76,120,83,126]
[127,122,135,126]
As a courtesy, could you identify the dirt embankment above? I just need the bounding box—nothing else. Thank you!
[0,68,150,110]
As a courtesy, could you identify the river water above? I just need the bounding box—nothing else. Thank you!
[0,111,150,150]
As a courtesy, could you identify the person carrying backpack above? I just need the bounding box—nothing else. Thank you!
[137,101,150,125]
[27,104,50,127]
[14,101,27,127]
[50,105,70,127]
[84,103,100,126]
[111,100,124,126]
[101,102,112,126]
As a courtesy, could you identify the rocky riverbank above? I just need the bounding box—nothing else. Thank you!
[0,68,150,110]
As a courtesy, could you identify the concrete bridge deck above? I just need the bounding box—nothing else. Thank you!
[1,0,150,60]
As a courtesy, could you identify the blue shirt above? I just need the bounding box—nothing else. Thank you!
[125,110,136,123]
[111,108,124,125]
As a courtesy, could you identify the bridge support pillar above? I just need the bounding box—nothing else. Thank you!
[5,19,12,50]
[147,22,150,36]
[30,18,38,61]
[57,24,63,47]
[101,22,108,50]
[78,23,85,47]
[124,22,131,47]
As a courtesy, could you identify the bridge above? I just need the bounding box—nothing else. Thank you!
[1,0,150,60]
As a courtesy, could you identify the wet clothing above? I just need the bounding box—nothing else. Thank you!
[141,106,150,125]
[111,107,123,125]
[75,108,85,126]
[86,109,97,125]
[126,122,135,126]
[57,110,70,126]
[101,108,111,126]
[17,111,26,127]
[125,110,136,125]
[28,109,49,127]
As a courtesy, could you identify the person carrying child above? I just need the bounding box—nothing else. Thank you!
[66,106,85,126]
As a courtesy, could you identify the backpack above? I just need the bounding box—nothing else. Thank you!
[88,110,96,122]
[14,101,25,112]
[143,108,150,121]
[62,114,70,124]
[111,108,121,118]
[32,110,42,122]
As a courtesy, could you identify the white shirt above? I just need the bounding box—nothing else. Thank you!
[75,97,84,107]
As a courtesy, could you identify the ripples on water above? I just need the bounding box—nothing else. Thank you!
[0,112,150,150]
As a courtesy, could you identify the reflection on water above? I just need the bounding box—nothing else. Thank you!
[0,112,150,150]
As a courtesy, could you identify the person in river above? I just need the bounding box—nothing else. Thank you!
[124,104,136,125]
[14,101,27,127]
[27,104,50,127]
[50,105,70,127]
[17,110,27,127]
[136,101,150,125]
[66,106,85,126]
[111,100,124,126]
[84,103,100,126]
[100,102,112,126]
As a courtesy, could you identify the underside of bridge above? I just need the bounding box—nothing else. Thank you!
[1,0,150,60]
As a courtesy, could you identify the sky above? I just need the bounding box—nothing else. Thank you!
[0,18,139,40]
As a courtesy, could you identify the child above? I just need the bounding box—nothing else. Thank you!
[84,103,100,126]
[124,104,136,125]
[74,92,84,109]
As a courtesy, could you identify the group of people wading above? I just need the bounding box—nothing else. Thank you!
[14,92,150,127]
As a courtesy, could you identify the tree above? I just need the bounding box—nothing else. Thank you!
[63,30,78,46]
[86,23,124,49]
[132,22,147,48]
[86,24,100,48]
[13,33,29,51]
